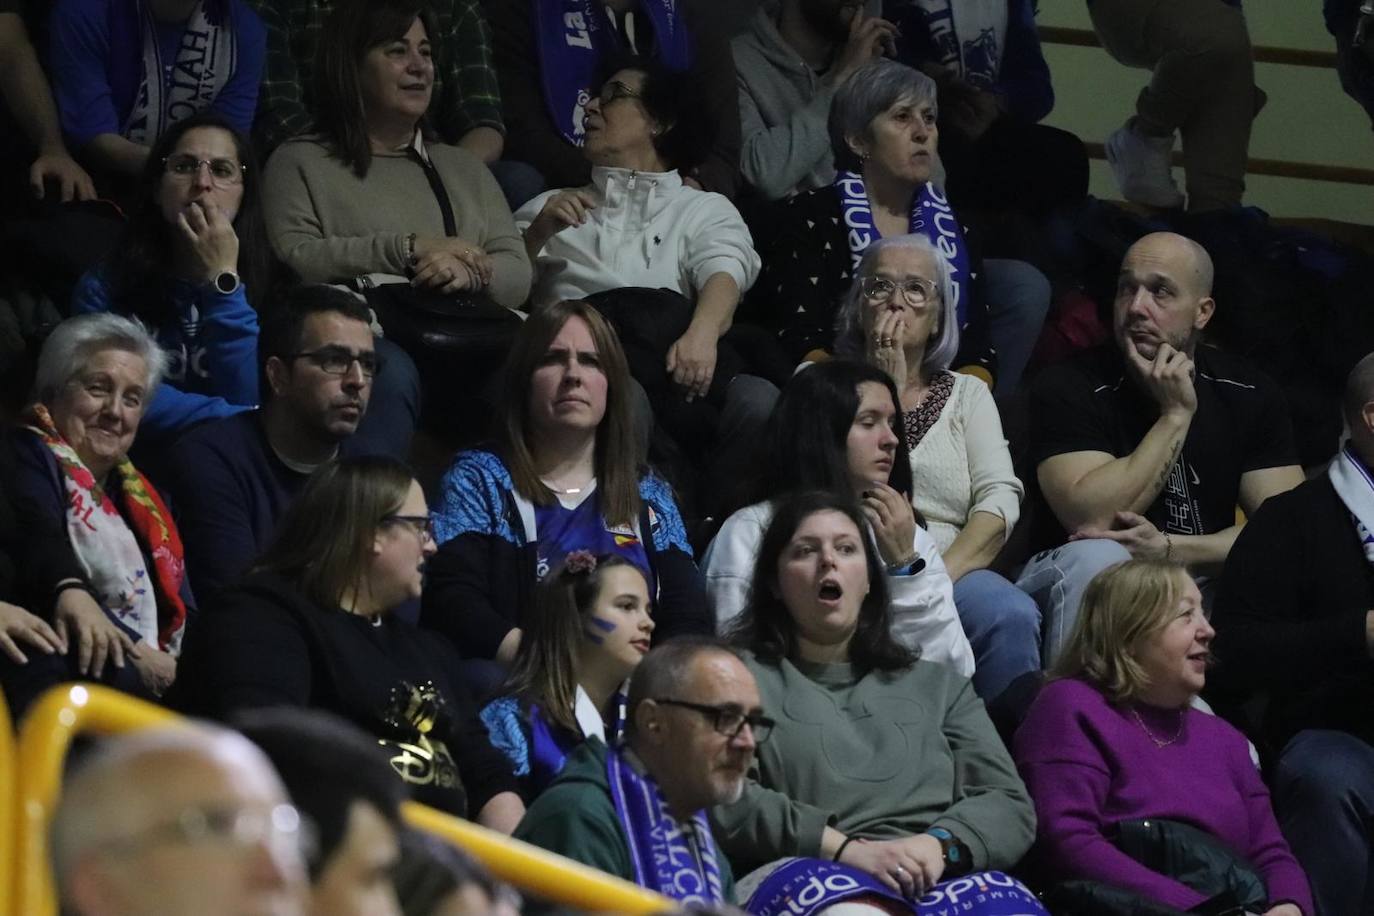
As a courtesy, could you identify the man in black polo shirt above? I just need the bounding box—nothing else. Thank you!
[1017,231,1302,664]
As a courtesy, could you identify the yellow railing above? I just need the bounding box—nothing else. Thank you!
[0,689,12,913]
[7,685,672,916]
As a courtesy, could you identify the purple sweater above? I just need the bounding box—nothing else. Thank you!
[1013,678,1312,915]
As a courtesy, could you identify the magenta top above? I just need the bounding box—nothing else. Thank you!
[1012,677,1313,915]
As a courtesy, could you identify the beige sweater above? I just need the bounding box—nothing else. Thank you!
[262,137,532,308]
[910,372,1023,552]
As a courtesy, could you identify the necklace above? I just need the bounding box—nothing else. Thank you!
[1130,706,1185,748]
[542,476,593,496]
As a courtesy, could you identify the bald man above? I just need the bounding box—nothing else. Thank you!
[1017,232,1303,665]
[52,724,309,916]
[1209,351,1374,916]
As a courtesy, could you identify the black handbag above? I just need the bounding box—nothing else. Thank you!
[363,145,519,356]
[1044,818,1269,916]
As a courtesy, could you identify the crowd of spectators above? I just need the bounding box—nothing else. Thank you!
[0,0,1368,914]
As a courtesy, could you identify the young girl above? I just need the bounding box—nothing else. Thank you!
[480,551,654,801]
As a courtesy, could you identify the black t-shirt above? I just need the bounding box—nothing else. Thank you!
[1030,344,1297,541]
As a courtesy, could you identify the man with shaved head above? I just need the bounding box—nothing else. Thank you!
[52,723,309,916]
[1209,352,1374,916]
[1017,231,1303,664]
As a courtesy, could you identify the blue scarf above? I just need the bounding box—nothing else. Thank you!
[835,170,971,329]
[534,0,693,146]
[606,744,726,905]
[745,859,1048,916]
[126,0,238,145]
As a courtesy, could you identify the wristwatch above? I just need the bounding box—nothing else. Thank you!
[211,270,241,295]
[925,827,967,872]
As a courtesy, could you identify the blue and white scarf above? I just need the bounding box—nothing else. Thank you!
[1328,441,1374,566]
[834,169,971,328]
[896,0,1007,89]
[534,0,693,146]
[744,858,1048,916]
[606,744,726,905]
[125,0,238,145]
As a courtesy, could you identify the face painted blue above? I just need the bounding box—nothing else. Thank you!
[582,615,617,645]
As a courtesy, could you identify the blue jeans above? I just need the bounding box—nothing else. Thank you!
[1014,538,1132,667]
[982,258,1051,395]
[952,569,1042,701]
[488,160,545,211]
[349,336,421,462]
[1273,729,1374,916]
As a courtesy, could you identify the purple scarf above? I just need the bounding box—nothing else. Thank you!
[745,859,1048,916]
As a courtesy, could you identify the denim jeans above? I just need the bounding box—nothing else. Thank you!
[952,569,1042,701]
[1273,729,1374,916]
[1014,538,1132,667]
[349,336,421,463]
[982,258,1051,396]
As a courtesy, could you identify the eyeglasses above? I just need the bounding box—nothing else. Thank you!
[288,347,381,378]
[102,803,315,861]
[384,514,435,542]
[597,80,642,106]
[163,154,246,186]
[652,698,775,743]
[860,276,940,307]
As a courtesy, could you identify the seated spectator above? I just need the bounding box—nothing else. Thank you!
[1018,231,1302,666]
[48,0,266,192]
[1090,0,1259,211]
[750,59,1049,394]
[262,0,531,309]
[238,708,408,916]
[3,314,191,713]
[480,552,654,800]
[516,60,773,471]
[172,455,525,830]
[713,490,1035,893]
[1209,351,1374,916]
[884,0,1088,223]
[1327,0,1374,131]
[487,0,741,196]
[0,0,94,201]
[70,112,269,442]
[835,235,1036,700]
[704,360,974,678]
[392,830,521,916]
[423,300,709,666]
[162,286,417,600]
[50,723,309,916]
[0,448,71,676]
[515,636,752,906]
[1014,559,1312,916]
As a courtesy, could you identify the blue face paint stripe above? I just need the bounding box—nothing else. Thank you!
[582,615,617,645]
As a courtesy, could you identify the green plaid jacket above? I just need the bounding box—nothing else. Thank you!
[249,0,504,153]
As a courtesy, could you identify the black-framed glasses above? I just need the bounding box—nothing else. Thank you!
[162,154,246,186]
[652,698,775,743]
[287,347,381,378]
[860,276,940,307]
[383,514,435,542]
[597,80,642,106]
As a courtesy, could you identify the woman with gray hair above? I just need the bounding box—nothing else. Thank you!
[835,234,1038,702]
[2,313,191,714]
[749,57,1049,395]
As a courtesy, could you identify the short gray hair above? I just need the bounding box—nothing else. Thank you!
[33,313,168,405]
[829,59,939,174]
[625,636,742,743]
[834,234,961,373]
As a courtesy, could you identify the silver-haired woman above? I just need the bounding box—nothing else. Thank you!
[3,313,191,713]
[750,57,1049,394]
[834,233,1038,703]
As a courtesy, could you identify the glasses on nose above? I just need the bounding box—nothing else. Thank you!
[860,276,939,307]
[288,347,381,378]
[103,803,315,861]
[652,698,775,743]
[384,514,435,543]
[597,80,641,106]
[163,154,246,187]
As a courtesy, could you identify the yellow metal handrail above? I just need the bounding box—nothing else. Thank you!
[0,689,13,916]
[9,685,673,915]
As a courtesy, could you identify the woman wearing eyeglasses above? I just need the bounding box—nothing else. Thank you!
[832,234,1038,704]
[713,490,1036,906]
[173,455,527,832]
[749,58,1050,395]
[69,112,270,441]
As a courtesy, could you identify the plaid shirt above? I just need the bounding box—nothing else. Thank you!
[249,0,503,153]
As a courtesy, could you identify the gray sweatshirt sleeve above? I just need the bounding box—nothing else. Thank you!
[736,62,837,201]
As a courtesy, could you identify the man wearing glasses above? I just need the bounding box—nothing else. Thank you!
[163,285,417,600]
[515,637,772,907]
[51,723,309,916]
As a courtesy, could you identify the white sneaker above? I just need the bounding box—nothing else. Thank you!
[1105,122,1184,209]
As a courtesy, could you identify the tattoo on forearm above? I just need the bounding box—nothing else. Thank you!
[1156,438,1184,490]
